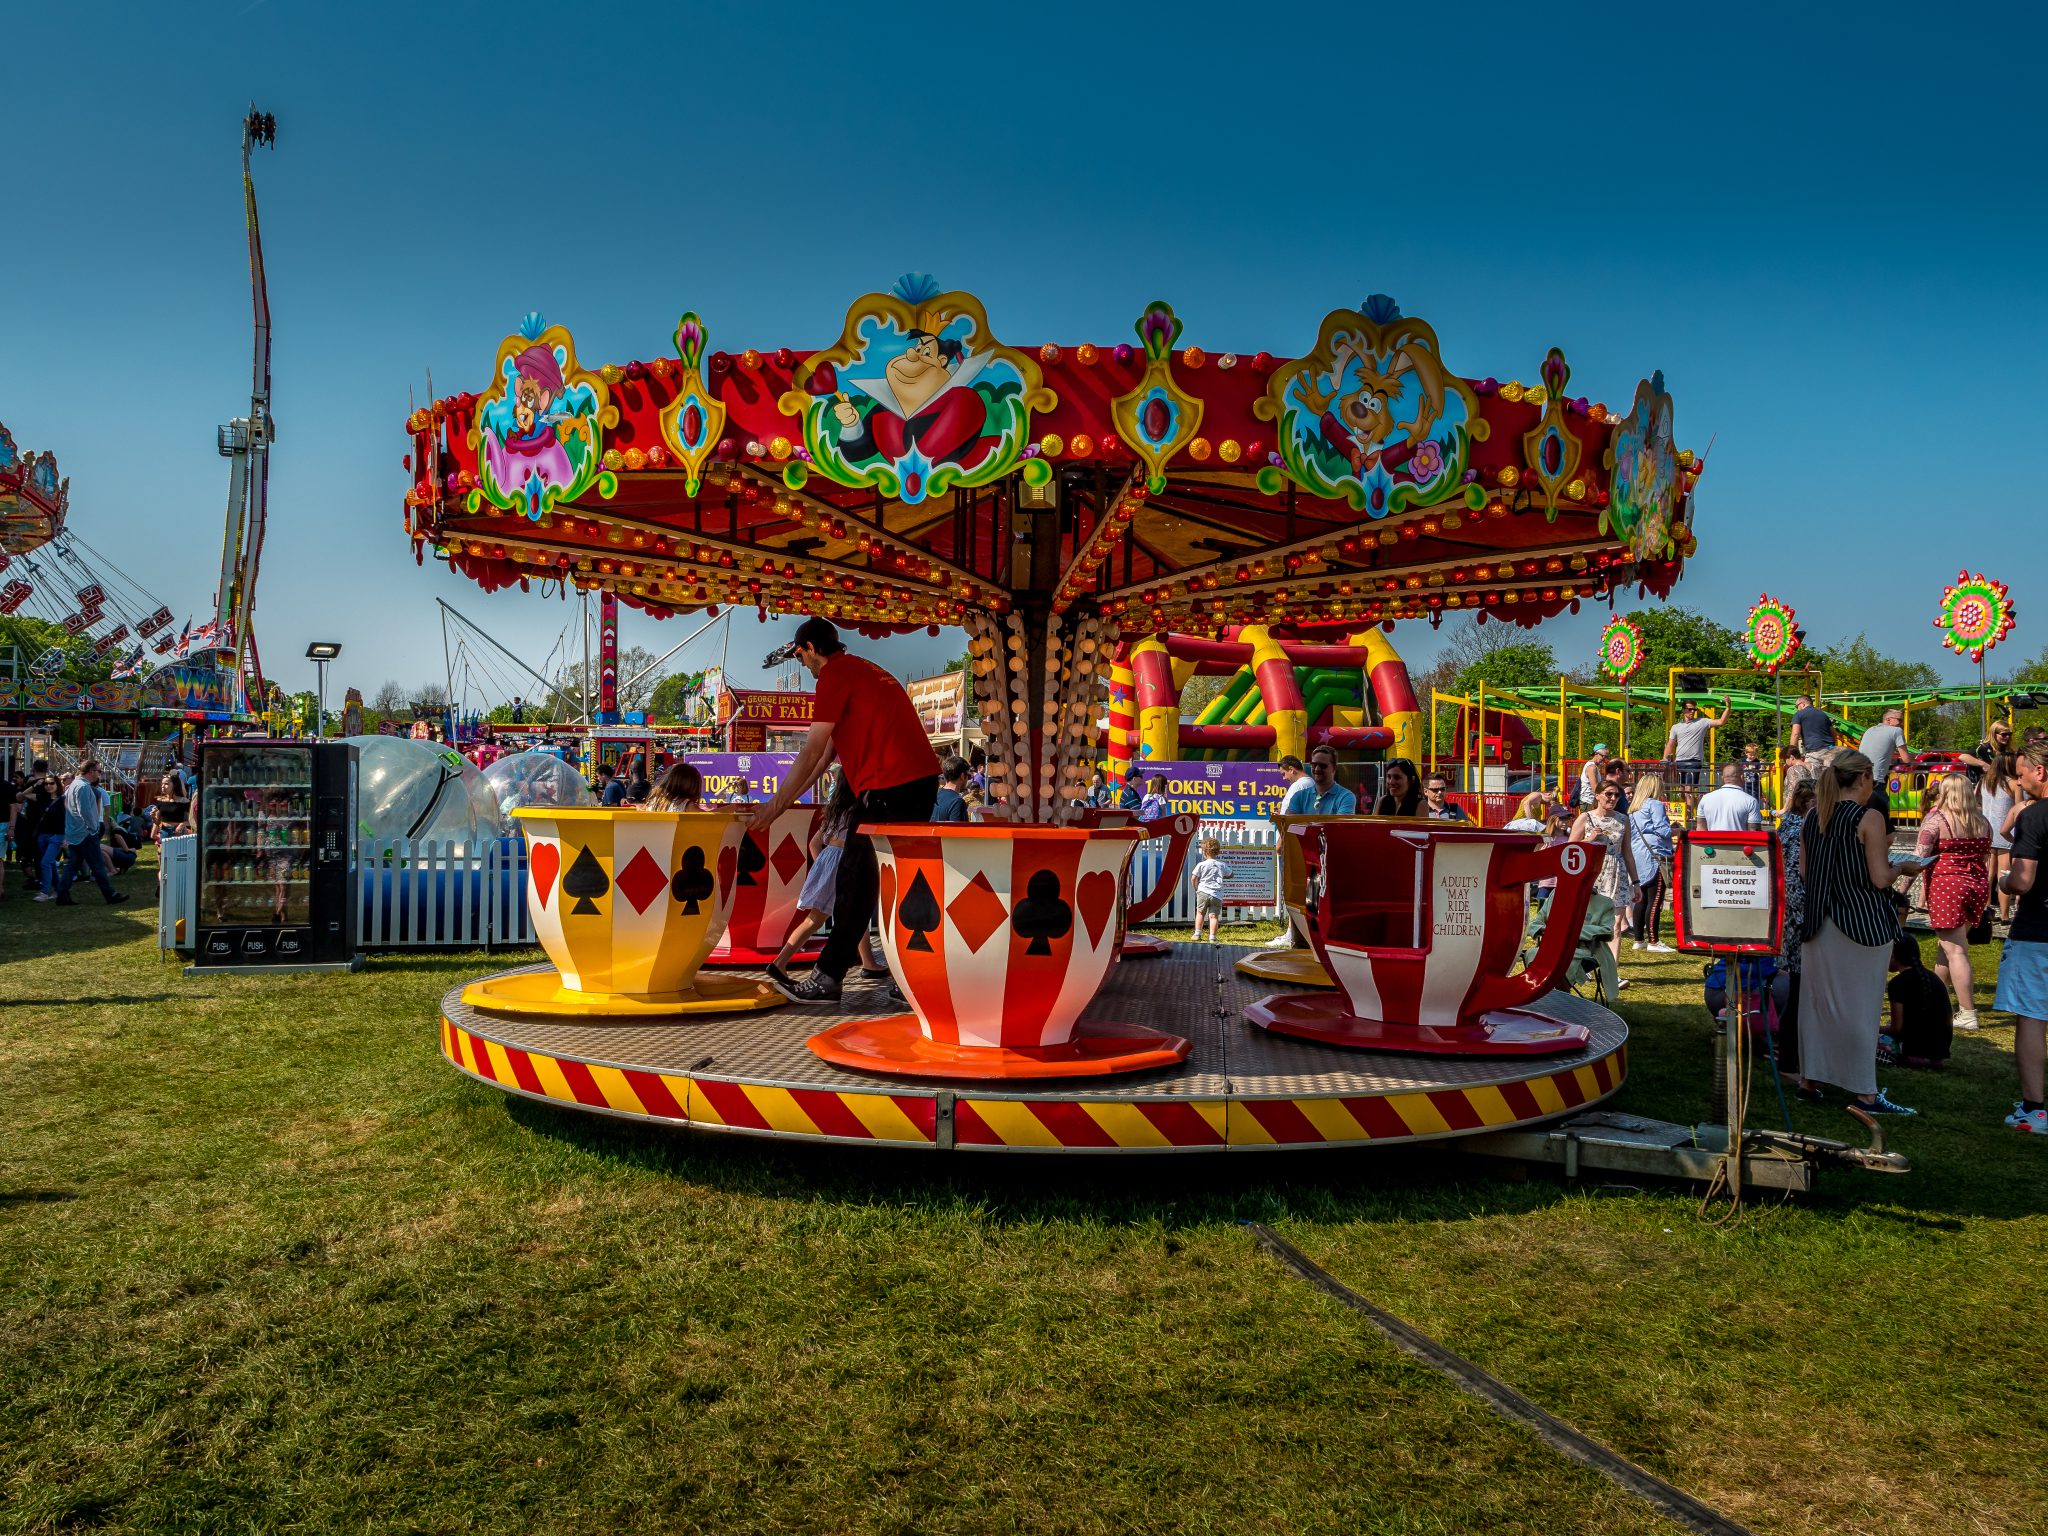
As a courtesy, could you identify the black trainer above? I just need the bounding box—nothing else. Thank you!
[776,970,842,1003]
[105,891,130,905]
[858,965,893,981]
[765,962,796,992]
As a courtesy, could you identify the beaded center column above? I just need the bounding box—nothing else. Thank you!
[965,609,1106,824]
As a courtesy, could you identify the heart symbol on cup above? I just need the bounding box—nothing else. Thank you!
[1076,869,1117,949]
[878,864,897,928]
[529,842,560,908]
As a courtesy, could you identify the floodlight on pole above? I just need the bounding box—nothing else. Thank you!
[305,641,342,738]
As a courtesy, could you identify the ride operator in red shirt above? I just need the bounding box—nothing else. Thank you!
[751,616,939,1002]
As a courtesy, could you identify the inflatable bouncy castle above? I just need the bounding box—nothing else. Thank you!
[1105,626,1422,773]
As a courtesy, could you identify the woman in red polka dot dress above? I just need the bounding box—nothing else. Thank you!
[1916,773,1992,1028]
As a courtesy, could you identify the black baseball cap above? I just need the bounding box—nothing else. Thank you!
[763,615,841,668]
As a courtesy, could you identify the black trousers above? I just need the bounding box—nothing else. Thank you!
[818,773,939,982]
[1632,870,1666,944]
[1776,970,1802,1076]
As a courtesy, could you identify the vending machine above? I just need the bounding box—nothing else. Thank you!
[193,739,359,970]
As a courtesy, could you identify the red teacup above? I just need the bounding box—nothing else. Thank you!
[704,806,822,966]
[805,823,1191,1079]
[1246,820,1601,1055]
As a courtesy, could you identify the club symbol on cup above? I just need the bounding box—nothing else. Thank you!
[672,846,713,914]
[1012,870,1070,955]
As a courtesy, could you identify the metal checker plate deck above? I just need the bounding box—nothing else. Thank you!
[440,946,1628,1152]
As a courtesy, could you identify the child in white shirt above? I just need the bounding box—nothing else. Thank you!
[1189,836,1230,943]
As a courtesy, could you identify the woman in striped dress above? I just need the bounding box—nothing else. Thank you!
[1799,751,1929,1115]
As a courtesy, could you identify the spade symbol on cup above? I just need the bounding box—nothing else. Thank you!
[562,845,610,916]
[671,845,714,914]
[1011,870,1072,956]
[736,830,767,888]
[898,871,942,952]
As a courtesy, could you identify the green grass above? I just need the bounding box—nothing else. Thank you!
[4,856,2046,1535]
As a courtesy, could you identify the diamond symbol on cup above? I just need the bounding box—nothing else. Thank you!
[946,871,1007,954]
[770,834,806,885]
[614,847,668,914]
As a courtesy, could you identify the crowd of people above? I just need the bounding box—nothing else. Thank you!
[1224,708,2048,1136]
[2,756,154,907]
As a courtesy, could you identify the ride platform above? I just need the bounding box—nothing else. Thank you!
[440,944,1627,1154]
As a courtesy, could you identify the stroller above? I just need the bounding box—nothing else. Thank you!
[1523,890,1618,1004]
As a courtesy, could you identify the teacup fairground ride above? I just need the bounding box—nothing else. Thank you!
[807,823,1192,1079]
[462,808,779,1017]
[1071,807,1199,956]
[416,281,1699,1081]
[1245,820,1600,1056]
[701,806,824,967]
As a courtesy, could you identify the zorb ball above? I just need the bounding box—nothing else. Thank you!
[482,749,596,834]
[343,736,503,850]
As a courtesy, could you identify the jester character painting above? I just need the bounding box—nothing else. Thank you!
[473,315,611,521]
[484,342,576,517]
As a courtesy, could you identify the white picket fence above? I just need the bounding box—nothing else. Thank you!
[357,838,535,949]
[161,824,1284,953]
[1129,822,1284,926]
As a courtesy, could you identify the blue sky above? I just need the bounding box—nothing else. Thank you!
[4,2,2043,710]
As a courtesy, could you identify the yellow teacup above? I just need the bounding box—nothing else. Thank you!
[462,807,777,1016]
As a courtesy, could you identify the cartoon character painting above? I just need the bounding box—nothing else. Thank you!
[1606,371,1680,562]
[470,314,618,521]
[781,275,1054,505]
[1256,296,1482,517]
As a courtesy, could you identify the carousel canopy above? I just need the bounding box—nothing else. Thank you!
[404,280,1701,641]
[0,420,69,557]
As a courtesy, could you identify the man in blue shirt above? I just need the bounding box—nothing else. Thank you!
[931,757,973,822]
[1302,745,1357,815]
[53,760,125,906]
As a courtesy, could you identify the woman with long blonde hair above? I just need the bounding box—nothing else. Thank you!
[1799,751,1928,1115]
[1627,773,1675,951]
[1916,770,1992,1026]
